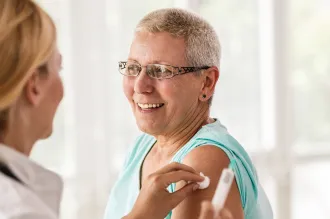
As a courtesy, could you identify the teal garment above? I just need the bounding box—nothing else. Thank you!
[104,120,273,219]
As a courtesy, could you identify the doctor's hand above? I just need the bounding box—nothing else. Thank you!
[199,201,234,219]
[124,162,204,219]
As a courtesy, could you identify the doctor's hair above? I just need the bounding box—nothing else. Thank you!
[0,0,56,133]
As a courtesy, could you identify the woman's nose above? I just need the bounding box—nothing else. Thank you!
[133,69,154,94]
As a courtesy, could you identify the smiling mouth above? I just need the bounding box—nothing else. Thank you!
[137,103,165,109]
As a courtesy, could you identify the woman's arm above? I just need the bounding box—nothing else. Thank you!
[171,145,244,219]
[199,201,234,219]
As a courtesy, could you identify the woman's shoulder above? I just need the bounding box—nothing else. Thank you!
[180,119,257,175]
[195,119,228,139]
[189,119,244,153]
[170,120,267,218]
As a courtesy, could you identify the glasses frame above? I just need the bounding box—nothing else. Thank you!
[118,61,210,79]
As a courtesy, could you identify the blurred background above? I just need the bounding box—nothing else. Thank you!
[31,0,330,219]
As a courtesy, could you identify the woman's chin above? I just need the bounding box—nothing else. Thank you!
[40,127,53,139]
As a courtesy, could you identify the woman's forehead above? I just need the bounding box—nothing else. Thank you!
[129,32,187,66]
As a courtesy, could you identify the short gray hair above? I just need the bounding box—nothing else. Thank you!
[135,8,221,69]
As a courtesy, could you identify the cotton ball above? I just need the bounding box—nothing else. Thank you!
[198,172,210,189]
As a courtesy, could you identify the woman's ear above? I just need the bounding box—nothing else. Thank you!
[23,71,44,106]
[199,66,219,101]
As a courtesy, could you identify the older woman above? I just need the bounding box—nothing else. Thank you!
[104,8,273,219]
[0,1,211,219]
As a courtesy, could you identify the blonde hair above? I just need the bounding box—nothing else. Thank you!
[0,0,56,131]
[135,8,221,69]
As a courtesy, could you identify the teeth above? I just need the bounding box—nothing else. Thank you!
[137,103,163,109]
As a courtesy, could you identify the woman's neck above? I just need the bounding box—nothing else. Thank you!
[1,121,35,156]
[154,106,214,157]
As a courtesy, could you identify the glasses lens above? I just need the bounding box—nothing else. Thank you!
[119,62,141,76]
[146,64,173,79]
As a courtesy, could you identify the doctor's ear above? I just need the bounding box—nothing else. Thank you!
[24,69,47,106]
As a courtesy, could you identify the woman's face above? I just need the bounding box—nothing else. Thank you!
[123,31,205,136]
[30,47,64,139]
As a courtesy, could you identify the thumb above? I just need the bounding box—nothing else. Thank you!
[170,183,199,208]
[199,201,215,219]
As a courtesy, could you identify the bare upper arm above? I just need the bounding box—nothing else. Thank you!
[171,145,244,219]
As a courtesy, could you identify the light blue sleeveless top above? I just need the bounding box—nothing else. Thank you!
[104,120,273,219]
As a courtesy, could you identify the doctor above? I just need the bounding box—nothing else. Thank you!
[0,0,233,219]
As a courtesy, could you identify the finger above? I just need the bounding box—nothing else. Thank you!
[198,201,214,219]
[155,162,198,175]
[164,170,205,185]
[219,208,234,219]
[168,182,199,208]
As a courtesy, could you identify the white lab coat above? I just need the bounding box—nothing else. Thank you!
[0,144,63,219]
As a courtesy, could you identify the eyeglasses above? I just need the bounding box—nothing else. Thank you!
[118,61,210,79]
